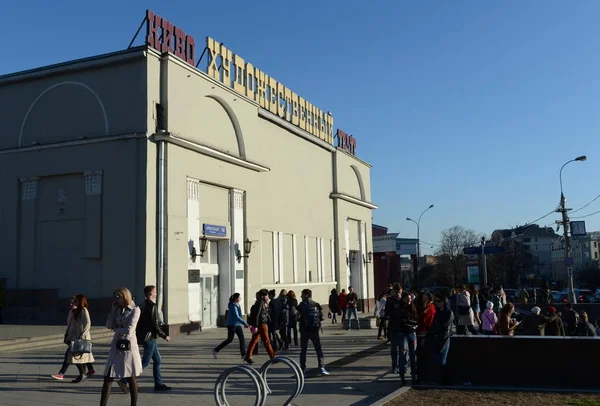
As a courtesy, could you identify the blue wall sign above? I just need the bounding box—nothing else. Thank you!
[203,224,227,237]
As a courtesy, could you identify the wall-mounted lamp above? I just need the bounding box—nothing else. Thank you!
[364,251,373,265]
[191,236,209,261]
[236,239,253,263]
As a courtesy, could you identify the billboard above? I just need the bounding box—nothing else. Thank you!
[571,221,586,236]
[467,265,480,284]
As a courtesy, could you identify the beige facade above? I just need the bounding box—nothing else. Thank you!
[0,46,377,328]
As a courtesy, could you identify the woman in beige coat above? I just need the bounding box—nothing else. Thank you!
[100,287,142,406]
[51,294,95,383]
[456,285,477,335]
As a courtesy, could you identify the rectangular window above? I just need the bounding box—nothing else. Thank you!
[261,231,274,284]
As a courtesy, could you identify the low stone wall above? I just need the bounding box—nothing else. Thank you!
[445,335,600,388]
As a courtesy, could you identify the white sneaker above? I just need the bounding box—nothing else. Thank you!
[212,349,218,359]
[320,368,330,376]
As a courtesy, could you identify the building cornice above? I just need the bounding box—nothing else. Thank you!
[151,132,270,173]
[0,132,147,155]
[329,193,378,210]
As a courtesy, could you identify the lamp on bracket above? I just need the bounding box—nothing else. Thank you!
[191,235,209,261]
[236,238,253,263]
[363,251,373,265]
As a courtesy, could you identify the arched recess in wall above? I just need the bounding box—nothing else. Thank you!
[205,95,246,159]
[19,81,109,147]
[350,165,366,201]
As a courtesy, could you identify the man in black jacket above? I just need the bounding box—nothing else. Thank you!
[136,285,171,391]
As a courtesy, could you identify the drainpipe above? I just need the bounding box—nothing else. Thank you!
[157,136,167,324]
[155,98,168,325]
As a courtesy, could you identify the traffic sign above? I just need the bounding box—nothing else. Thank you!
[463,246,505,255]
[564,257,575,267]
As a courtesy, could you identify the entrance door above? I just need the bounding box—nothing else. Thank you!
[200,275,219,328]
[199,240,219,328]
[188,270,201,322]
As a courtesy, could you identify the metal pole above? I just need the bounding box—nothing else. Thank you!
[481,237,488,286]
[416,224,420,289]
[560,193,577,304]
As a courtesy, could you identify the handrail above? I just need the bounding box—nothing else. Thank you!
[213,356,304,406]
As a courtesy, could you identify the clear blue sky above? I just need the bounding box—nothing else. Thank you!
[4,1,600,253]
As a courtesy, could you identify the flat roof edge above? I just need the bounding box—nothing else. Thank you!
[0,46,148,85]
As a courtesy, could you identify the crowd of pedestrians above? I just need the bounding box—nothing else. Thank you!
[51,286,171,406]
[50,281,600,404]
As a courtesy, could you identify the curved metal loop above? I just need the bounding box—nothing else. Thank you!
[259,356,305,406]
[214,365,267,406]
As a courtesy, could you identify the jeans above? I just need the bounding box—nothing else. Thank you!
[215,326,246,357]
[377,318,388,338]
[389,331,413,374]
[347,308,359,330]
[268,323,283,350]
[141,338,163,387]
[398,332,417,376]
[341,307,347,321]
[287,320,298,345]
[299,330,325,370]
[431,340,450,366]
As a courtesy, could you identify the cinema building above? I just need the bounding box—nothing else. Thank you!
[0,11,377,329]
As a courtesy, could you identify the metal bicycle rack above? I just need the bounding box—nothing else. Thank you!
[260,356,304,406]
[214,356,305,406]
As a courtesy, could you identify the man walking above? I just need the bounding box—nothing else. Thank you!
[297,289,329,376]
[135,285,171,391]
[346,286,360,331]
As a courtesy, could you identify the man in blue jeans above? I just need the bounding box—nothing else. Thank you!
[346,286,360,331]
[135,285,171,391]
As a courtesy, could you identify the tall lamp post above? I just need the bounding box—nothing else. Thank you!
[407,204,434,289]
[558,155,586,304]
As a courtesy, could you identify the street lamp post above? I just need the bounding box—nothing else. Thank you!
[406,204,434,289]
[558,155,586,305]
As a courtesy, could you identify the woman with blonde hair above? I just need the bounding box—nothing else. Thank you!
[51,295,95,382]
[100,287,142,406]
[498,303,520,336]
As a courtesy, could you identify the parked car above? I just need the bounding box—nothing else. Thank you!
[504,289,518,302]
[551,291,563,303]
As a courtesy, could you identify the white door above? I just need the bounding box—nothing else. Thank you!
[188,270,201,322]
[200,241,219,328]
[201,275,219,328]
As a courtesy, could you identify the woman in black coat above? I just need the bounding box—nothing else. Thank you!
[425,295,454,385]
[328,289,340,324]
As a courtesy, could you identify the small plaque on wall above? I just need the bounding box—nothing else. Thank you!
[188,269,200,283]
[236,270,244,279]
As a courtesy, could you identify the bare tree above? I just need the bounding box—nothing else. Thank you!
[435,226,483,286]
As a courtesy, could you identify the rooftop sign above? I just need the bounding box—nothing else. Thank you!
[203,37,334,145]
[142,10,334,145]
[336,129,357,155]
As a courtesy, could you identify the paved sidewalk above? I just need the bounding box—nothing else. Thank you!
[0,324,401,405]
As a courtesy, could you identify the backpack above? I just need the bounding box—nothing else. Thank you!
[304,302,322,329]
[249,302,260,328]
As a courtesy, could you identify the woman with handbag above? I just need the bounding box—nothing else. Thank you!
[456,285,477,335]
[51,295,95,382]
[101,287,143,406]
